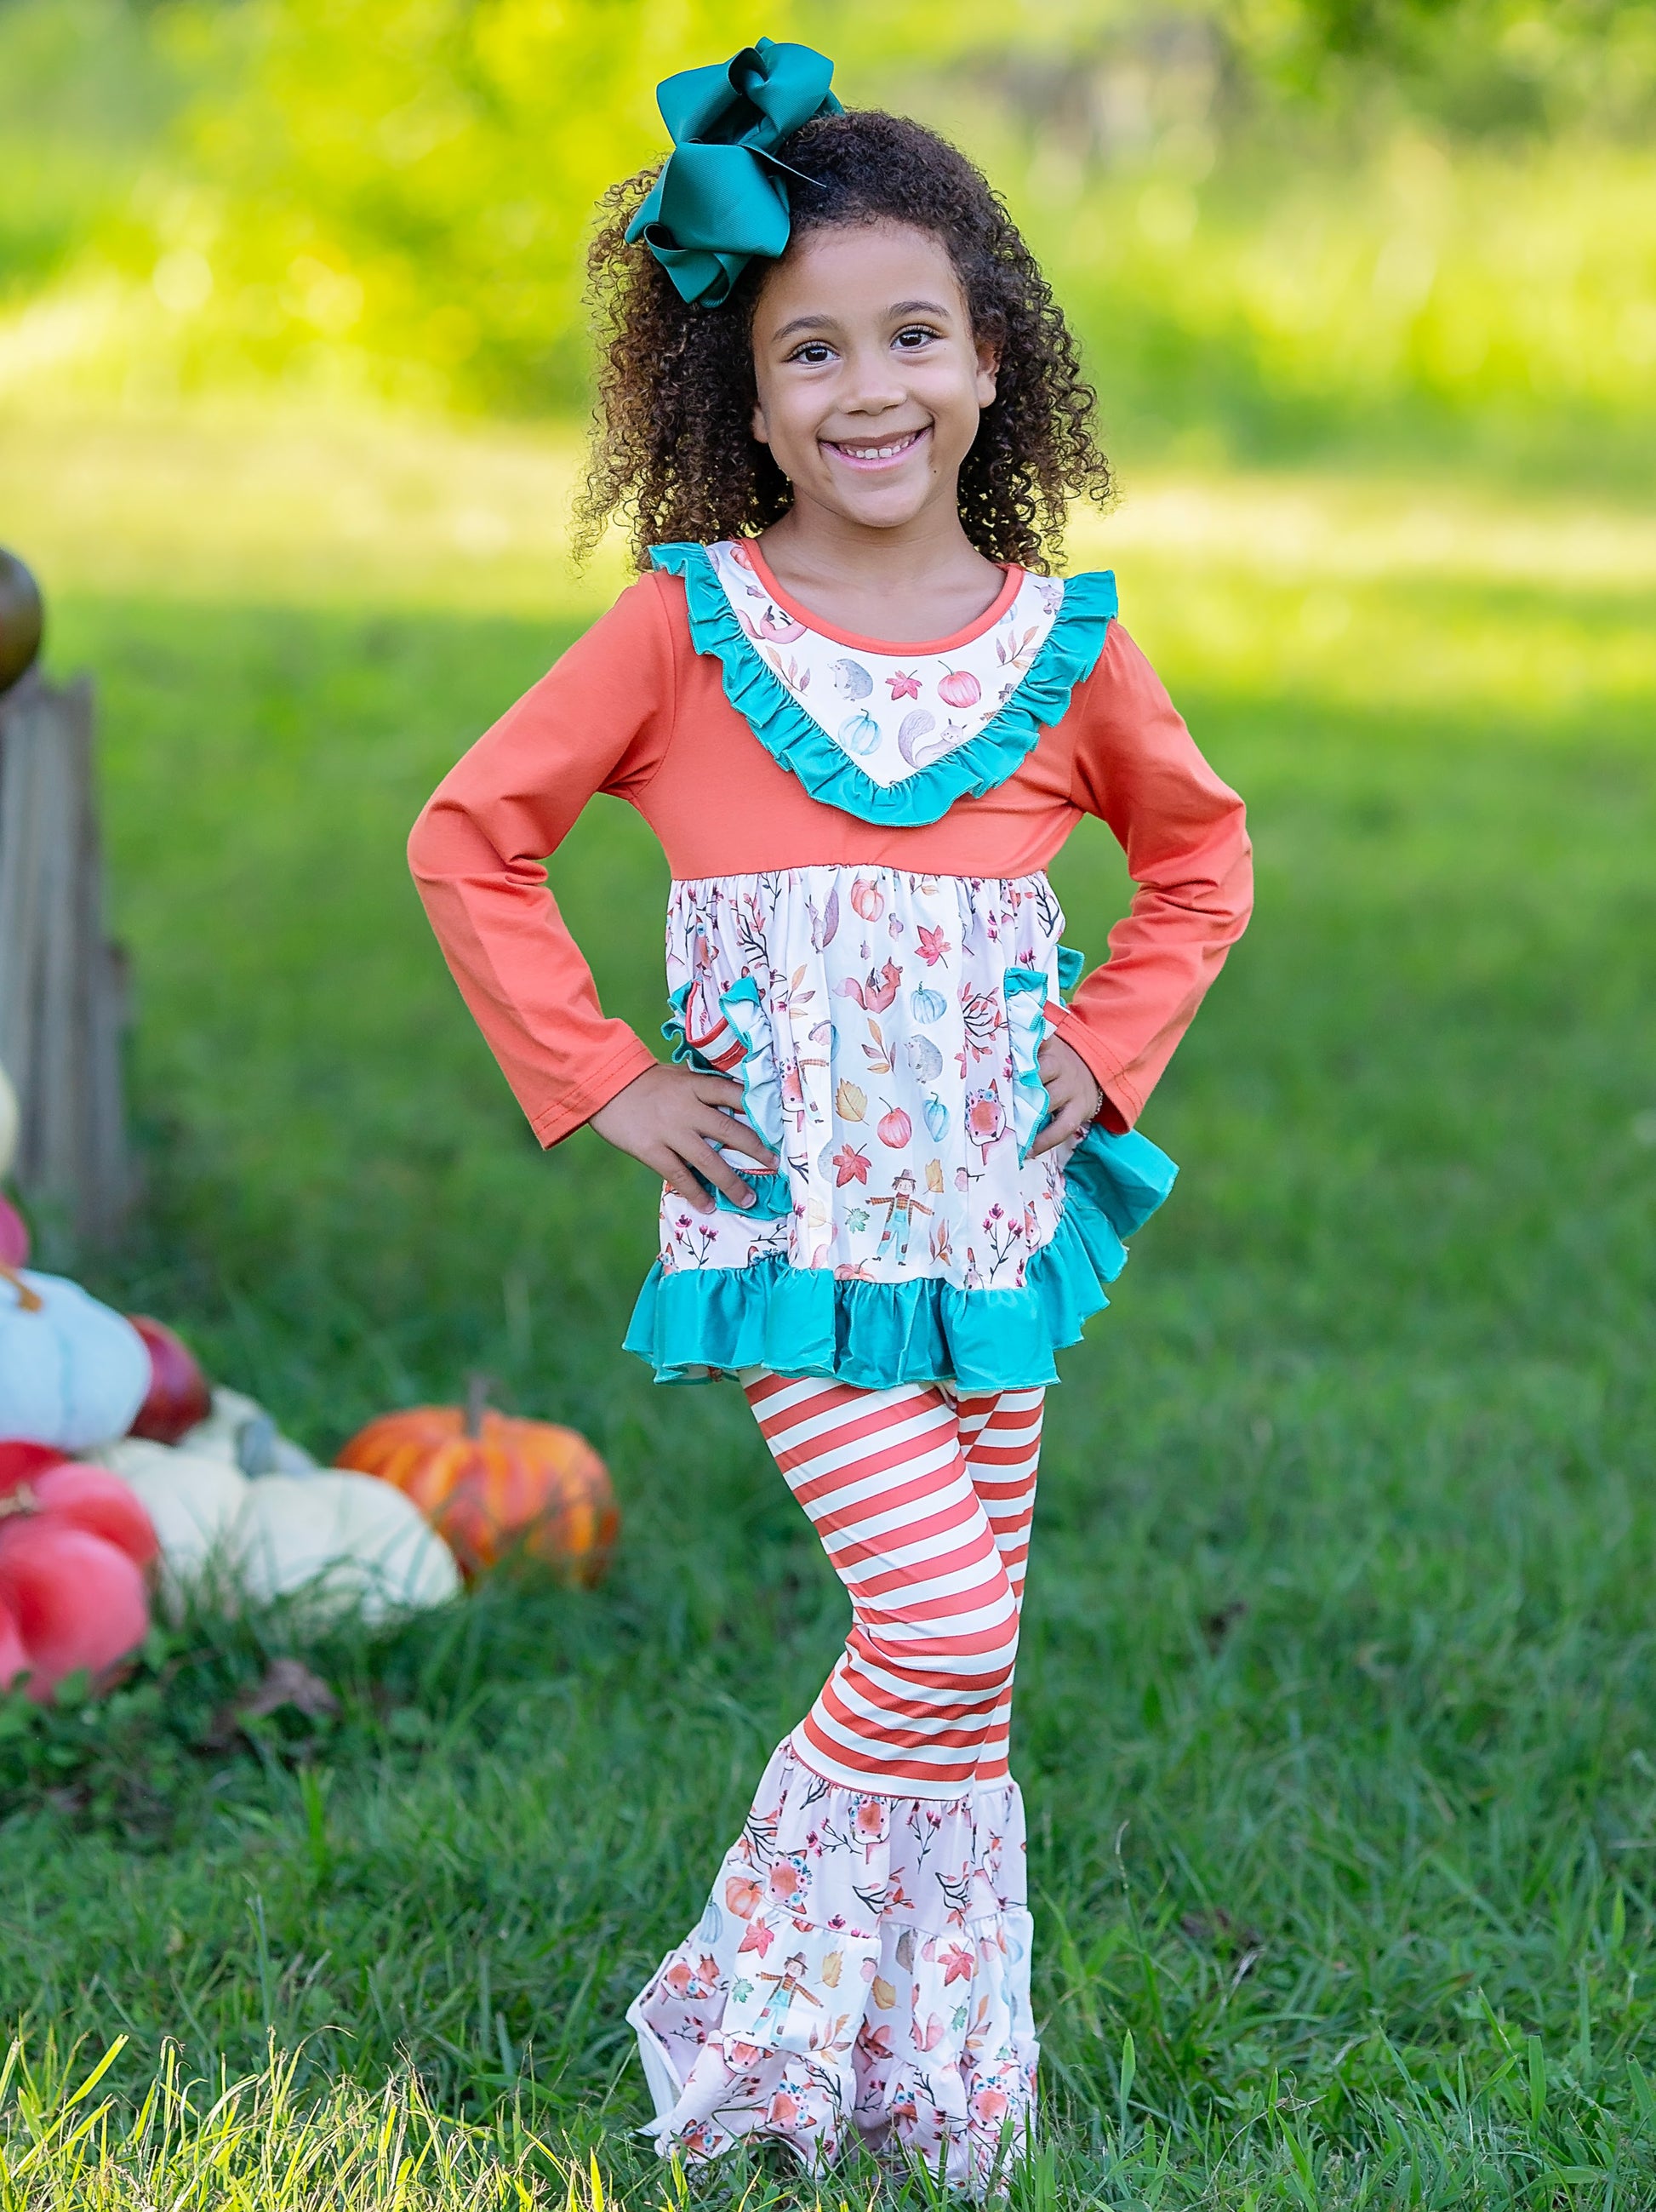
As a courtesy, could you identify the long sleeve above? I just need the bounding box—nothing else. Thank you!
[1050,622,1253,1129]
[408,576,676,1146]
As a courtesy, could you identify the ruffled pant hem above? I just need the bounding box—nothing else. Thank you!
[626,1741,1038,2195]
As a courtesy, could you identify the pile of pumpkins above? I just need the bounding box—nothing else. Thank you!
[0,1071,618,1706]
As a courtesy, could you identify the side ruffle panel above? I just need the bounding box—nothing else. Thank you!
[648,541,1118,829]
[622,1123,1179,1392]
[626,1741,1037,2194]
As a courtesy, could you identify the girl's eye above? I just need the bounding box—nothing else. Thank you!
[894,326,938,351]
[787,340,836,365]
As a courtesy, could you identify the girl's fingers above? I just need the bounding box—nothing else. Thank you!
[695,1107,778,1172]
[677,1133,762,1211]
[691,1075,749,1112]
[655,1151,716,1213]
[1029,1088,1088,1157]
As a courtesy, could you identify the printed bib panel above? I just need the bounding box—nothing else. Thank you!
[705,542,1065,792]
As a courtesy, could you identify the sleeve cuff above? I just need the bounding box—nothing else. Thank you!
[1048,1005,1143,1133]
[527,1032,660,1150]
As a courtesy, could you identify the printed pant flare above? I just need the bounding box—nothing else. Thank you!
[628,1375,1044,2191]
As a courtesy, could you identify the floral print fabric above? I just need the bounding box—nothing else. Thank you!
[705,540,1064,792]
[660,866,1078,1307]
[628,1741,1036,2191]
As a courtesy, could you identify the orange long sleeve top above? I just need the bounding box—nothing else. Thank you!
[408,564,1253,1147]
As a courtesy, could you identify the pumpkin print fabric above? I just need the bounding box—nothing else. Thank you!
[628,1741,1036,2192]
[660,862,1069,1275]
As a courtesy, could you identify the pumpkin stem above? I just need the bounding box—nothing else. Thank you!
[0,1484,38,1520]
[463,1371,491,1439]
[0,1266,41,1313]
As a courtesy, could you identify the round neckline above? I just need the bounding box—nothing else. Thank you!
[739,538,1025,655]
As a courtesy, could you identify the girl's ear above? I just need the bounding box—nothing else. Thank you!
[751,397,772,447]
[975,337,1001,410]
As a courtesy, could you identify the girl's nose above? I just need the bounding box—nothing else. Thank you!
[837,346,909,413]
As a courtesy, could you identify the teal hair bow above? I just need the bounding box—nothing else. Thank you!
[626,37,842,310]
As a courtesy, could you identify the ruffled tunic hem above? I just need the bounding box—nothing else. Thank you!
[624,1122,1178,1390]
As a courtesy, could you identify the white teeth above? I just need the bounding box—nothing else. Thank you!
[834,432,918,460]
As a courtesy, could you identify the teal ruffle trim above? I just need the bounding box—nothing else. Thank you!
[622,1124,1177,1392]
[649,542,1118,828]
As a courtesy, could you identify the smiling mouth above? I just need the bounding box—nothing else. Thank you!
[822,426,929,471]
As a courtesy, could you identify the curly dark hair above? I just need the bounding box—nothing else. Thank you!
[574,109,1114,573]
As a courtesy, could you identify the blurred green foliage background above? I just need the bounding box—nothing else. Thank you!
[3,0,1653,481]
[3,3,1656,2202]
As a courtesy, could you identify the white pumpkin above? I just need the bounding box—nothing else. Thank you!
[231,1472,459,1623]
[0,1270,149,1450]
[95,1437,249,1617]
[180,1386,318,1475]
[0,1064,17,1181]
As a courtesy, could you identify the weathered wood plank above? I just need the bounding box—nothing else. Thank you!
[0,668,130,1242]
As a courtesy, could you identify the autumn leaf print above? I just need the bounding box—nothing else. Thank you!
[835,1079,867,1122]
[886,668,922,700]
[831,1144,871,1186]
[915,923,951,967]
[939,1943,977,1986]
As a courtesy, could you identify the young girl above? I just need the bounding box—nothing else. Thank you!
[409,38,1251,2191]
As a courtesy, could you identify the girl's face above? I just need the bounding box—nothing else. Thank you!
[749,220,998,536]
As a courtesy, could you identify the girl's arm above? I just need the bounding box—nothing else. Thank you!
[1052,622,1253,1130]
[407,578,674,1147]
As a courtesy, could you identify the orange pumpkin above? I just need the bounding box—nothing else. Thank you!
[334,1389,618,1585]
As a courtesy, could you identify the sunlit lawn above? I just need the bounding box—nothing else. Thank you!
[1,404,1654,2206]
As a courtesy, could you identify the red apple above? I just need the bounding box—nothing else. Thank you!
[0,1196,26,1268]
[127,1317,212,1445]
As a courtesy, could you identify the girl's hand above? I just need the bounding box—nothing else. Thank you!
[1030,1035,1105,1157]
[589,1063,779,1214]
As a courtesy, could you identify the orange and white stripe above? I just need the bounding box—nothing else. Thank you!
[743,1372,1044,1798]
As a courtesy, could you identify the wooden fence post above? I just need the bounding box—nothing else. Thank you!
[0,557,131,1244]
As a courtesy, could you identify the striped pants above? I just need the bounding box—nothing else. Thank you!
[631,1371,1046,2182]
[743,1370,1045,1797]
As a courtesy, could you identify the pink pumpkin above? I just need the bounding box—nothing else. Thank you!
[29,1462,158,1569]
[0,1522,150,1698]
[877,1106,913,1150]
[0,1442,61,1488]
[0,1599,27,1695]
[938,667,981,710]
[0,1449,156,1699]
[0,1196,26,1269]
[849,877,885,923]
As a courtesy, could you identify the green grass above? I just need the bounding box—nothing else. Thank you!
[1,420,1655,2206]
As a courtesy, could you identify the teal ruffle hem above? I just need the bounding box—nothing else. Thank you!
[622,1124,1178,1393]
[648,542,1119,830]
